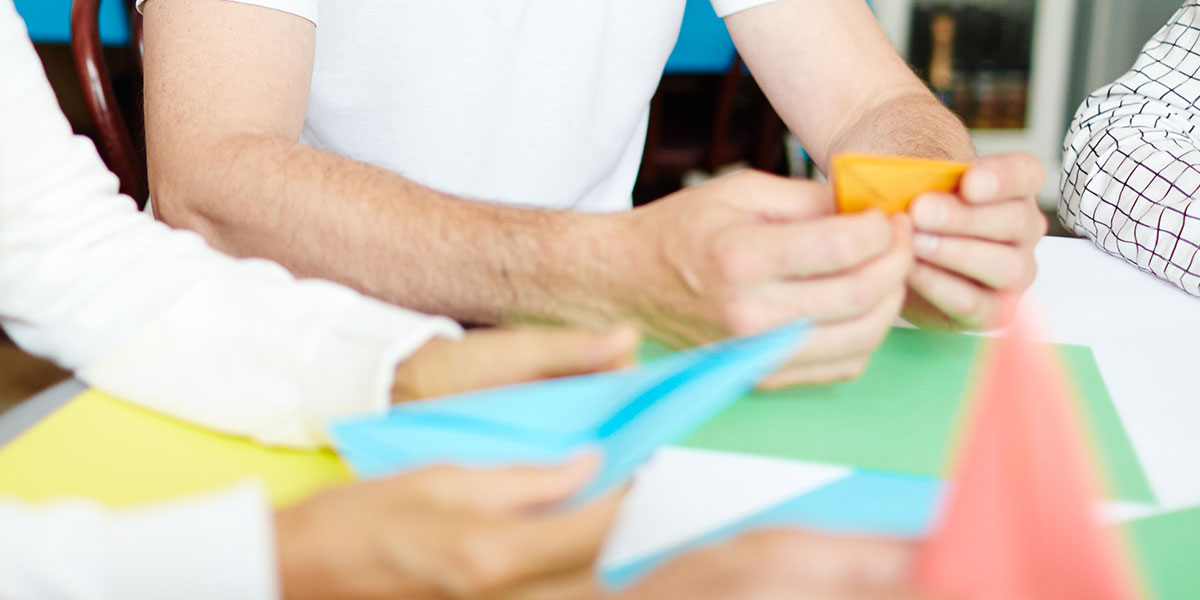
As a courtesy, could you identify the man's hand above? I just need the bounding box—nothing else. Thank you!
[905,153,1047,330]
[613,530,927,600]
[617,170,913,386]
[275,456,622,600]
[392,325,641,403]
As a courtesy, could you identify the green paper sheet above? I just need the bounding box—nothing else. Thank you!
[640,328,1154,503]
[1126,506,1200,599]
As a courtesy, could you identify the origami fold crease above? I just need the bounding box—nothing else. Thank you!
[833,153,971,215]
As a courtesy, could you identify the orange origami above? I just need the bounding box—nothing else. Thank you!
[832,154,970,215]
[917,309,1141,600]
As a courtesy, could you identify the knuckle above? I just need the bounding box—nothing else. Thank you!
[713,237,756,285]
[1032,207,1050,238]
[843,275,882,315]
[961,293,991,327]
[1024,259,1039,287]
[724,168,759,186]
[844,357,871,379]
[828,229,863,265]
[996,256,1026,289]
[719,295,763,336]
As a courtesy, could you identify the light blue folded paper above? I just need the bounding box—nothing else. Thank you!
[330,321,809,500]
[603,470,945,587]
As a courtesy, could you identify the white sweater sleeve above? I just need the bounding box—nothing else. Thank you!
[1060,2,1200,297]
[0,483,279,600]
[0,0,461,447]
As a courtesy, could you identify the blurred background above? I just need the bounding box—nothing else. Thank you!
[634,0,1185,214]
[2,0,1190,406]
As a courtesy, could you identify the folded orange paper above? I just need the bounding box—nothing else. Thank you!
[832,154,971,215]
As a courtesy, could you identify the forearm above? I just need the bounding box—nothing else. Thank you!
[726,0,973,171]
[1,3,463,446]
[823,91,976,168]
[153,133,633,325]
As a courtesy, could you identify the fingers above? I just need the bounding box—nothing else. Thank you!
[719,216,911,335]
[913,233,1037,291]
[734,530,915,594]
[718,210,893,281]
[396,325,641,402]
[719,169,837,221]
[485,566,602,600]
[407,453,601,514]
[910,193,1047,244]
[961,152,1045,204]
[906,262,997,330]
[758,356,870,389]
[479,490,626,590]
[756,286,905,388]
[496,325,641,381]
[617,530,921,600]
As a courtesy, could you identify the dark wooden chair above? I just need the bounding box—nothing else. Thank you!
[640,55,785,184]
[70,0,148,209]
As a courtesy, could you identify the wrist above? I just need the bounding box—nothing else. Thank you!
[503,209,643,328]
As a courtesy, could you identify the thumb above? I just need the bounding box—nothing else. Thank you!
[405,453,603,514]
[393,325,641,401]
[724,170,835,222]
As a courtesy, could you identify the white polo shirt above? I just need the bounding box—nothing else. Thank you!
[140,0,778,212]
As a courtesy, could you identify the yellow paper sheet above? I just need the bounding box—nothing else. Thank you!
[833,153,971,215]
[0,390,352,508]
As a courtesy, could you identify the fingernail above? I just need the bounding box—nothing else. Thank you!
[964,170,998,201]
[914,233,939,257]
[912,198,947,228]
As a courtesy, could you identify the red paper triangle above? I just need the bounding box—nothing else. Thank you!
[917,311,1140,600]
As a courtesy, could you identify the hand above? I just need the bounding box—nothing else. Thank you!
[613,530,927,600]
[618,169,914,386]
[393,325,641,402]
[905,153,1047,330]
[274,455,623,600]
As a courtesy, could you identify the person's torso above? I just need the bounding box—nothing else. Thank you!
[303,1,687,212]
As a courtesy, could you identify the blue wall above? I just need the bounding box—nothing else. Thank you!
[14,0,130,44]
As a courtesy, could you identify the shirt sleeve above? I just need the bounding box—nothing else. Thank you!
[0,483,278,600]
[709,0,781,18]
[0,0,462,448]
[1060,2,1200,297]
[136,0,318,26]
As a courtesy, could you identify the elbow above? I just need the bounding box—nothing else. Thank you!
[146,150,229,245]
[149,174,215,236]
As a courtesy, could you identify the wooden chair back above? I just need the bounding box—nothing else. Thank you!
[70,0,147,209]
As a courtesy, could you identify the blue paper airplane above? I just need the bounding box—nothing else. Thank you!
[330,321,809,500]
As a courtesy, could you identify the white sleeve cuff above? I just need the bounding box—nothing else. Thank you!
[136,0,318,26]
[709,0,782,18]
[78,259,462,449]
[0,482,278,600]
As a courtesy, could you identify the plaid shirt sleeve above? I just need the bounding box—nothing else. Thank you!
[1061,1,1200,297]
